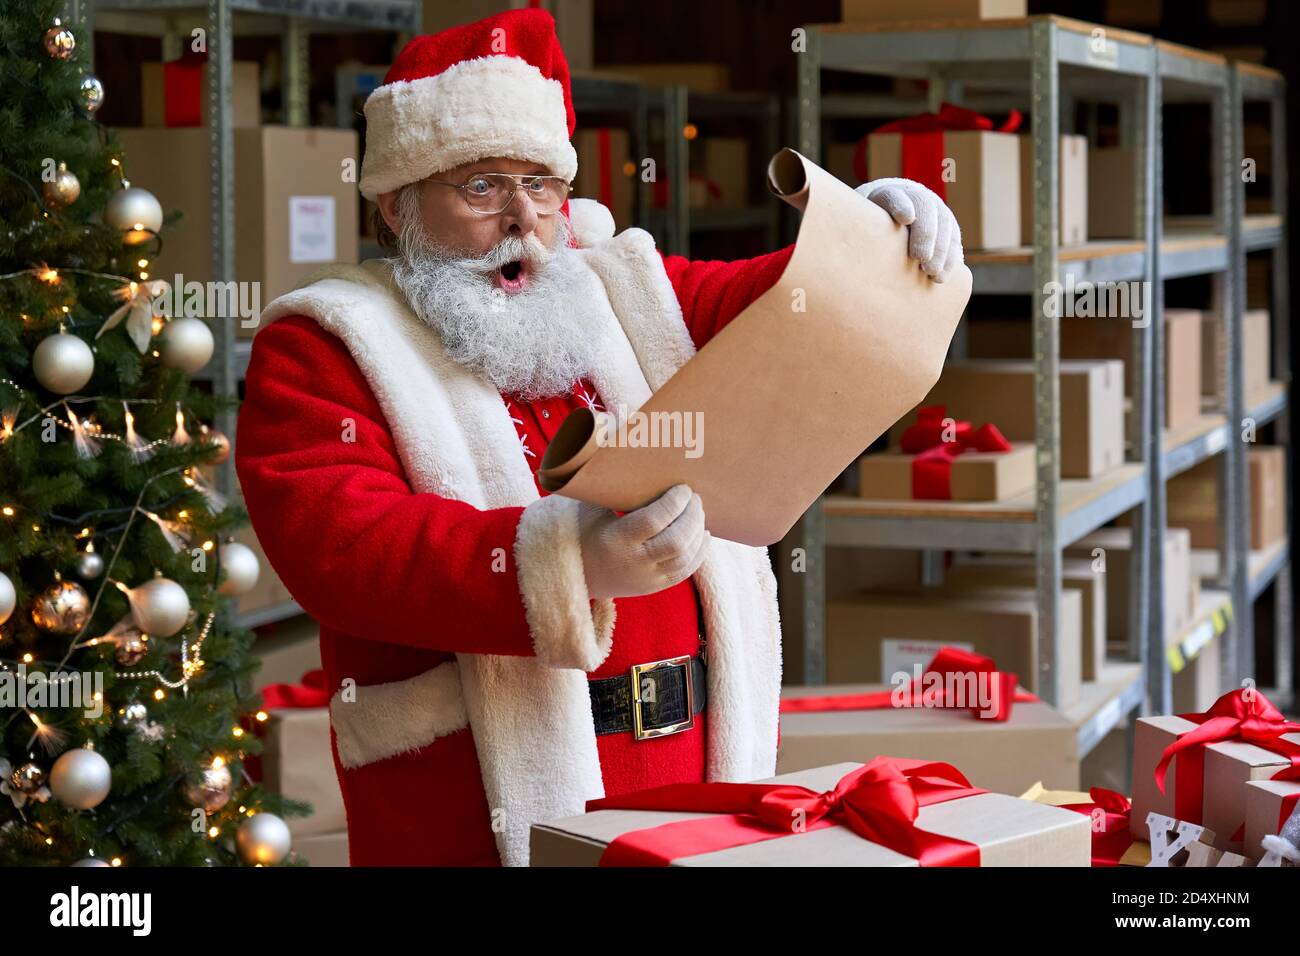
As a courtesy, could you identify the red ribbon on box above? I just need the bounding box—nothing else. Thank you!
[585,756,987,867]
[778,646,1036,722]
[855,102,1024,198]
[161,50,208,128]
[243,669,330,782]
[897,405,1013,500]
[1153,688,1300,826]
[1059,788,1135,867]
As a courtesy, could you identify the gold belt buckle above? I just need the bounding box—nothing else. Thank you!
[629,655,695,741]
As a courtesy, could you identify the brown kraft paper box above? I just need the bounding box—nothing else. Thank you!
[1020,134,1088,246]
[867,130,1021,250]
[1129,715,1200,842]
[572,128,635,228]
[701,138,750,209]
[292,830,349,867]
[945,557,1106,681]
[842,0,1027,21]
[261,708,347,837]
[112,126,360,339]
[777,685,1080,793]
[1243,778,1300,860]
[530,761,1090,866]
[1087,147,1141,238]
[826,588,1083,710]
[1172,633,1221,715]
[892,359,1125,479]
[1065,526,1193,647]
[141,61,261,128]
[1165,447,1287,551]
[856,442,1035,501]
[1201,309,1271,402]
[1201,732,1300,852]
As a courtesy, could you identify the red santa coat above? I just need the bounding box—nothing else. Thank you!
[236,203,791,866]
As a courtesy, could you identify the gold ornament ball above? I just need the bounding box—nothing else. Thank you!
[10,761,46,795]
[42,163,81,208]
[43,19,76,60]
[80,74,104,114]
[32,332,95,395]
[202,428,230,465]
[31,580,91,635]
[182,763,233,814]
[114,634,148,666]
[236,812,292,866]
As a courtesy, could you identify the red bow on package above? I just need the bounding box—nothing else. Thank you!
[243,669,331,782]
[898,405,1013,500]
[586,756,987,867]
[1060,788,1134,867]
[1153,688,1300,825]
[779,646,1036,722]
[855,102,1024,197]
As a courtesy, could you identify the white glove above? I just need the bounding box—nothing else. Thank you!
[855,178,964,283]
[578,484,711,600]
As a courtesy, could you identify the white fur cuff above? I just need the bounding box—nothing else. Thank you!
[514,495,615,672]
[330,661,469,769]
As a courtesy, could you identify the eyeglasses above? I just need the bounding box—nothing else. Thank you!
[424,172,571,215]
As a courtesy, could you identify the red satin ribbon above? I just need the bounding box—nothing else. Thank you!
[1060,788,1134,867]
[898,405,1012,500]
[162,50,207,127]
[856,103,1024,198]
[779,646,1036,722]
[260,668,331,710]
[1153,688,1300,826]
[596,128,614,211]
[587,756,986,867]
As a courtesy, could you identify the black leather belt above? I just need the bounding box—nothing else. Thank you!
[589,653,706,740]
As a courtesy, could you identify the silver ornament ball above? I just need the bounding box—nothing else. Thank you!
[159,317,214,373]
[32,332,95,395]
[116,701,148,730]
[236,812,292,866]
[80,74,104,114]
[71,857,111,867]
[30,580,91,634]
[10,761,46,794]
[43,20,76,60]
[50,748,112,810]
[105,185,163,241]
[129,577,190,637]
[182,763,232,814]
[0,571,15,626]
[218,542,260,597]
[75,549,104,580]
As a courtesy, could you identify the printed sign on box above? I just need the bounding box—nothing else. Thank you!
[289,196,338,264]
[881,639,974,682]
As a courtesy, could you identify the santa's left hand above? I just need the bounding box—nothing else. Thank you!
[855,178,964,283]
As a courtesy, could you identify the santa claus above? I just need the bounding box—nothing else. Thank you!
[235,8,963,867]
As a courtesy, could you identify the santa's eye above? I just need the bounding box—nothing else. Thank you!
[465,176,495,195]
[522,177,546,192]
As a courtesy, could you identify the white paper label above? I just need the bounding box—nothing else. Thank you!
[289,196,337,264]
[880,639,974,684]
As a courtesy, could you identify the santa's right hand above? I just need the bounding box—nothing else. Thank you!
[578,485,711,600]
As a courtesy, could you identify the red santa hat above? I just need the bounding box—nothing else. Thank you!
[358,8,578,201]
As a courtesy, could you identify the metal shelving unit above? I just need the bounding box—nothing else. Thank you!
[787,14,1290,760]
[569,73,656,244]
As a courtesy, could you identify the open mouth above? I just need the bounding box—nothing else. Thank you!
[496,260,528,294]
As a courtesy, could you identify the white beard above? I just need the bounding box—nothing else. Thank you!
[389,219,611,401]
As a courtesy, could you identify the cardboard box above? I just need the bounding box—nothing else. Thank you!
[856,442,1035,501]
[825,142,860,186]
[1166,446,1287,551]
[572,128,635,229]
[827,588,1083,709]
[893,360,1125,479]
[1088,147,1141,239]
[1020,134,1088,246]
[141,61,260,128]
[1202,732,1300,851]
[777,685,1079,793]
[1201,309,1272,403]
[113,127,360,339]
[842,0,1027,21]
[1172,632,1221,715]
[292,829,349,867]
[1066,527,1193,647]
[261,707,346,837]
[1243,778,1300,860]
[1130,714,1201,841]
[530,760,1090,866]
[969,311,1203,431]
[701,138,749,209]
[867,130,1020,250]
[945,557,1107,681]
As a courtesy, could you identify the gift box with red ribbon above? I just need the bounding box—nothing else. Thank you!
[1130,688,1300,851]
[1244,774,1300,861]
[141,51,260,128]
[1020,782,1150,867]
[863,103,1022,250]
[857,405,1034,501]
[530,757,1091,866]
[778,647,1079,794]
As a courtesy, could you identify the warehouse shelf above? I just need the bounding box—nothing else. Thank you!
[1162,414,1229,479]
[1190,540,1290,601]
[689,207,777,233]
[823,463,1146,553]
[1065,662,1144,758]
[236,598,304,631]
[1246,381,1288,427]
[1166,588,1232,674]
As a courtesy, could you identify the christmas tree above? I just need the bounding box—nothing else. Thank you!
[0,0,305,866]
